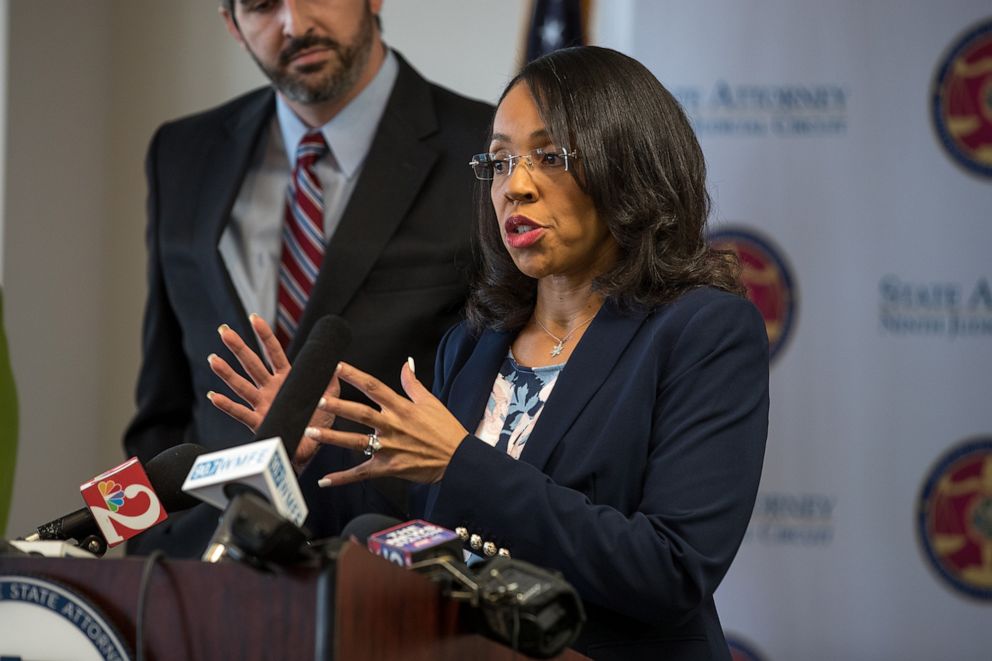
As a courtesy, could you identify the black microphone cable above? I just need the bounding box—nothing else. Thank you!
[135,549,165,661]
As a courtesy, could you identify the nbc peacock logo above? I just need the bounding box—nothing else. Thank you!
[931,18,992,178]
[917,436,992,601]
[98,479,126,512]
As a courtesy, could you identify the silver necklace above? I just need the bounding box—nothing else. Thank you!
[534,313,596,357]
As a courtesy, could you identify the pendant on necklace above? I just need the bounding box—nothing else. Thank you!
[550,341,564,357]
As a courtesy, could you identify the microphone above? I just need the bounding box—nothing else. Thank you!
[183,315,352,527]
[348,515,586,659]
[22,443,207,553]
[198,489,312,567]
[367,518,465,568]
[343,514,477,602]
[472,556,586,659]
[187,316,352,565]
[340,513,404,543]
[254,314,352,457]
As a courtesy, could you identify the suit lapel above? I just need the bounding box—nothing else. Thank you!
[193,90,275,350]
[518,303,648,471]
[446,330,513,431]
[438,304,647,467]
[290,55,439,357]
[422,328,510,519]
[423,307,645,519]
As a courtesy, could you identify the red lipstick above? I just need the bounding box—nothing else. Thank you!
[504,215,545,248]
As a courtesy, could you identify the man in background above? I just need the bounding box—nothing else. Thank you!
[125,0,491,557]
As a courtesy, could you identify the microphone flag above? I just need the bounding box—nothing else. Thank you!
[182,437,307,526]
[79,457,167,546]
[367,519,463,568]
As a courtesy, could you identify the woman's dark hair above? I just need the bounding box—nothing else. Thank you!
[466,46,744,332]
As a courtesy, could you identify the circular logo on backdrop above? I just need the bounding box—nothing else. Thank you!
[709,227,797,362]
[931,18,992,178]
[916,437,992,601]
[0,574,132,660]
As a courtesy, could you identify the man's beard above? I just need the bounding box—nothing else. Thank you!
[250,5,374,105]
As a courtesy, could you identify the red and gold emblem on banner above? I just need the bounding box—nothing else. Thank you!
[932,18,992,178]
[917,437,992,601]
[709,228,796,362]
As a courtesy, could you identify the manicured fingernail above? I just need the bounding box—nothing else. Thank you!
[318,397,327,408]
[206,391,215,401]
[249,312,259,320]
[217,324,229,335]
[207,353,217,364]
[317,478,333,488]
[407,356,416,374]
[305,427,321,439]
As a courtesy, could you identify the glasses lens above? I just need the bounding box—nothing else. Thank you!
[535,147,567,170]
[470,154,494,180]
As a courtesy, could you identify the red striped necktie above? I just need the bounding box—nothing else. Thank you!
[275,130,328,349]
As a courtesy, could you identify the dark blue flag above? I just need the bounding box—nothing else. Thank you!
[524,0,587,64]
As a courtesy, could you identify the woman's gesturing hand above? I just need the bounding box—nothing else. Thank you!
[206,313,339,468]
[308,359,469,487]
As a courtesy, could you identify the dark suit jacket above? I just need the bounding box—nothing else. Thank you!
[125,52,493,556]
[425,288,769,661]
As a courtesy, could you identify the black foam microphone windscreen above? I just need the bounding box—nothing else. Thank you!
[340,513,403,544]
[252,315,352,459]
[28,443,208,542]
[145,443,210,511]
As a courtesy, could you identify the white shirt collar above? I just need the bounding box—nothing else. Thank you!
[275,48,399,179]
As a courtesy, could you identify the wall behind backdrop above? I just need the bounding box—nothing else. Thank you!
[3,2,990,659]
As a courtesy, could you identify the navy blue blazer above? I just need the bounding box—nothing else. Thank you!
[426,288,769,660]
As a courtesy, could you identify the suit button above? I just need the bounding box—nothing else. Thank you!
[498,548,511,558]
[469,534,483,551]
[455,527,469,541]
[483,541,497,557]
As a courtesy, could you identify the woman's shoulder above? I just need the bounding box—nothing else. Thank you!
[617,287,768,380]
[642,286,760,326]
[633,286,766,352]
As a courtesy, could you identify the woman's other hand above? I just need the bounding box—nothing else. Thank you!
[308,359,469,487]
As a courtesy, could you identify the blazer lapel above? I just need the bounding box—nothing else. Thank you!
[518,303,648,471]
[446,330,513,431]
[422,328,510,519]
[291,54,439,357]
[193,89,275,350]
[423,307,644,518]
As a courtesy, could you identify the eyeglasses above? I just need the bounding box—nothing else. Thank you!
[469,147,579,181]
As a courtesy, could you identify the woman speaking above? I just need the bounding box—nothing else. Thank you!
[210,46,769,660]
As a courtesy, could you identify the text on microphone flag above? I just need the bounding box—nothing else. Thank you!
[78,457,167,546]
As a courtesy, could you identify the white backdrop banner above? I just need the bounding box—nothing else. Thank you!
[617,1,992,659]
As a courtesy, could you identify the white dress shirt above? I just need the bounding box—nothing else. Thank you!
[219,50,399,325]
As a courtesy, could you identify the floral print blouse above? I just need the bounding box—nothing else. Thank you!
[474,352,565,459]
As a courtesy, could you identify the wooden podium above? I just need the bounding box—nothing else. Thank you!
[0,543,588,660]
